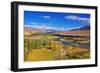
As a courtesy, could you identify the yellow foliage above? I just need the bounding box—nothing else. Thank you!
[25,48,54,62]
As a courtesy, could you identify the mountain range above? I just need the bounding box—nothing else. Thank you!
[71,25,90,31]
[24,25,90,37]
[52,25,90,37]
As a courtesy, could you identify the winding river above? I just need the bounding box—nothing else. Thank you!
[54,37,90,49]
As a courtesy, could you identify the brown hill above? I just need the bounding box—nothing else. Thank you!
[24,27,45,36]
[53,30,90,37]
[24,27,44,32]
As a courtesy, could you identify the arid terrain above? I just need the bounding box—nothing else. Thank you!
[24,25,90,62]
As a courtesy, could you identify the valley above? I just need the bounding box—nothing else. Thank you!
[24,27,90,62]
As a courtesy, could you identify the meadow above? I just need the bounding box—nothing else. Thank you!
[24,32,90,62]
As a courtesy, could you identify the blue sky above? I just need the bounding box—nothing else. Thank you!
[24,11,90,31]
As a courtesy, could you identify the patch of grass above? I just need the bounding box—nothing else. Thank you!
[25,48,54,62]
[64,37,90,44]
[63,46,90,59]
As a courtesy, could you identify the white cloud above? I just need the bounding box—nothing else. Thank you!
[24,25,32,28]
[42,16,51,19]
[65,15,79,20]
[30,22,37,25]
[32,25,52,29]
[64,15,90,24]
[25,24,67,31]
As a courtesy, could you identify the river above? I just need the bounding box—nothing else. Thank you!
[54,37,90,49]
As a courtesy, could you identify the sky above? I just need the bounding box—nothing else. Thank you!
[24,11,90,31]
